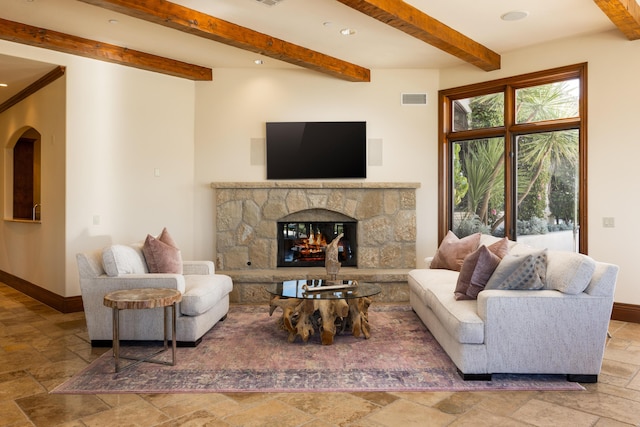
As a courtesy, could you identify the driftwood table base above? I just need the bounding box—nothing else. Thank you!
[269,295,372,345]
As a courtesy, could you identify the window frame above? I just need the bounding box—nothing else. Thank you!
[437,63,588,253]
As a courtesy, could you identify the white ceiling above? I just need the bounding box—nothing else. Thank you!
[0,0,621,104]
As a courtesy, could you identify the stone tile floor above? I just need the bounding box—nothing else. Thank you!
[1,282,639,426]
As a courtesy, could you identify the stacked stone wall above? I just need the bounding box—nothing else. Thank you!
[212,182,418,271]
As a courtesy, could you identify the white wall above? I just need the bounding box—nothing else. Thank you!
[0,72,66,296]
[439,29,640,305]
[0,41,197,297]
[64,56,197,296]
[193,68,440,265]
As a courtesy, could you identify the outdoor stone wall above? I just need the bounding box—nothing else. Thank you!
[212,182,418,270]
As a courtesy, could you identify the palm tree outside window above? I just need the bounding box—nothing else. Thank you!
[438,63,587,253]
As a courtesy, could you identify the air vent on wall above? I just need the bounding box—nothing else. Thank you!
[401,93,428,105]
[255,0,284,6]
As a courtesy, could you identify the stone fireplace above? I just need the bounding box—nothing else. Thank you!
[211,182,419,303]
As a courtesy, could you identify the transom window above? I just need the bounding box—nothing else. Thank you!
[438,63,587,253]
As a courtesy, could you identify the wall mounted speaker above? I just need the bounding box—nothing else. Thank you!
[368,138,383,166]
[250,138,265,165]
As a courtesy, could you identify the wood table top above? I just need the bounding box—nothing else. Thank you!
[103,288,182,310]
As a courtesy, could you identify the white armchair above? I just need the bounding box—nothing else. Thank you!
[77,243,233,347]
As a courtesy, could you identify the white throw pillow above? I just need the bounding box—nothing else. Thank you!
[102,244,148,277]
[545,250,596,294]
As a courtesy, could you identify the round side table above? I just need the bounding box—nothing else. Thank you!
[103,288,182,373]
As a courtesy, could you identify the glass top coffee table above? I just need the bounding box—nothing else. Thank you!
[266,279,381,300]
[266,279,381,345]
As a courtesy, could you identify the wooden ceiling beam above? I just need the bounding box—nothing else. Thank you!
[0,18,212,81]
[593,0,640,40]
[336,0,501,72]
[79,0,371,82]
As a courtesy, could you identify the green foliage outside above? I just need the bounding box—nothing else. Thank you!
[549,159,577,225]
[453,81,579,238]
[452,144,468,206]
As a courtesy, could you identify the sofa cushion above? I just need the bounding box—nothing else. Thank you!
[180,274,233,316]
[409,269,485,345]
[102,244,148,277]
[455,238,509,300]
[409,267,458,298]
[424,282,485,344]
[143,228,183,274]
[485,249,548,291]
[479,234,519,251]
[431,231,481,271]
[409,268,457,310]
[584,262,618,297]
[77,250,105,279]
[545,250,596,294]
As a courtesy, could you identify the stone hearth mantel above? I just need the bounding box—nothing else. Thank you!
[210,182,420,190]
[211,181,419,304]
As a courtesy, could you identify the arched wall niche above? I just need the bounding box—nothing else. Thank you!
[5,126,42,221]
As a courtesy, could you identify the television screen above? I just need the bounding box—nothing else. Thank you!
[266,121,366,179]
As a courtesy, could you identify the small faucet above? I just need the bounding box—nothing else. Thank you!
[32,203,40,221]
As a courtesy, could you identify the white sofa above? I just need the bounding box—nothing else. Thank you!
[408,234,618,382]
[77,243,233,347]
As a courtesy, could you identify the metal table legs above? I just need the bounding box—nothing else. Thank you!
[111,302,178,373]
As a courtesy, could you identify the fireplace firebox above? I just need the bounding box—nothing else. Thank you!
[277,221,357,267]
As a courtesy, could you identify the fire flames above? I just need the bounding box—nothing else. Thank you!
[294,229,328,261]
[307,230,328,247]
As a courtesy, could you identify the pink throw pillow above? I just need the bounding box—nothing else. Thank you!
[431,231,481,272]
[466,247,502,298]
[454,237,509,300]
[142,228,183,274]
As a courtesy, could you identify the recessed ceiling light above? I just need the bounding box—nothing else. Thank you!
[340,28,356,36]
[323,21,334,27]
[0,83,8,88]
[254,0,285,6]
[501,10,529,21]
[108,19,119,24]
[254,59,264,65]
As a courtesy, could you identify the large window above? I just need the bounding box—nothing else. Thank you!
[438,64,587,253]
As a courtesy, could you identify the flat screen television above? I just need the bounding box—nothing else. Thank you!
[266,121,366,179]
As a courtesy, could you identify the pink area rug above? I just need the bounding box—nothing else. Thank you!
[53,305,584,394]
